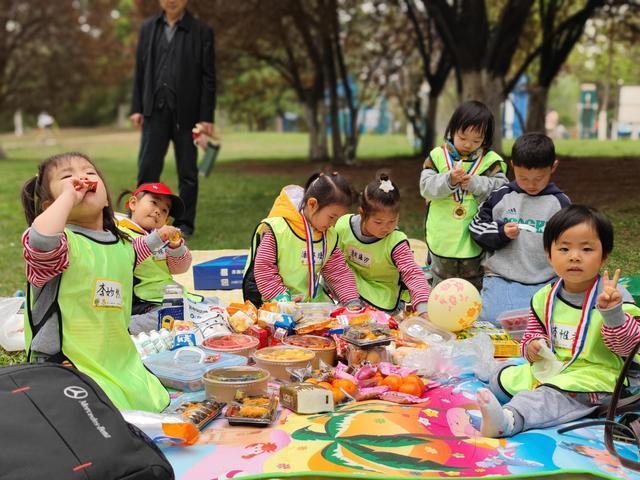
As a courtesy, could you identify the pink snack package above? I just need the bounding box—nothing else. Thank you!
[379,391,428,404]
[377,362,417,378]
[355,386,390,401]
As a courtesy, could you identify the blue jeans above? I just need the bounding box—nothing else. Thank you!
[479,275,555,326]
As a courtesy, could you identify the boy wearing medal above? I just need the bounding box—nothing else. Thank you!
[477,206,640,437]
[420,101,507,290]
[469,133,571,324]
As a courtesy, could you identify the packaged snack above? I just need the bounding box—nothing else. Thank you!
[203,366,270,403]
[497,309,529,341]
[341,323,393,347]
[225,393,279,427]
[170,399,225,430]
[346,344,390,368]
[158,306,184,330]
[228,310,255,333]
[280,383,334,414]
[246,325,269,349]
[227,301,258,322]
[257,310,296,333]
[121,410,200,447]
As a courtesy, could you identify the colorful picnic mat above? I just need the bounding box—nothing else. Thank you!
[164,376,640,480]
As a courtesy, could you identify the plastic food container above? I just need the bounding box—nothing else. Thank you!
[346,344,390,368]
[144,346,247,392]
[253,346,316,381]
[497,308,529,341]
[202,334,260,358]
[283,335,336,368]
[203,366,270,403]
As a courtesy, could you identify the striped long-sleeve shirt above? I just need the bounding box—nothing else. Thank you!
[390,241,430,313]
[23,227,159,287]
[521,301,640,361]
[254,227,359,305]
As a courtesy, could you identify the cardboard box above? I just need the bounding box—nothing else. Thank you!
[457,321,521,358]
[193,255,248,290]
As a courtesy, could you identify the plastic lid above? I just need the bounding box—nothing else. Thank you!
[254,346,315,362]
[284,335,334,350]
[399,317,455,343]
[204,366,269,384]
[144,347,247,382]
[203,334,259,351]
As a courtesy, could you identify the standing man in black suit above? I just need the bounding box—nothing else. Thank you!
[130,0,215,238]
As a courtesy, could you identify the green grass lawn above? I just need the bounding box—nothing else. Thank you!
[1,129,639,297]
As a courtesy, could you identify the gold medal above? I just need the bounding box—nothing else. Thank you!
[453,204,466,219]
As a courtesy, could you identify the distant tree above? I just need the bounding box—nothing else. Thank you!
[400,0,453,154]
[524,0,605,133]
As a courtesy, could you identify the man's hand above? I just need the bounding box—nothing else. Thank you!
[130,113,144,129]
[197,122,214,137]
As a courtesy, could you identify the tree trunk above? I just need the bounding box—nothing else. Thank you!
[304,100,324,162]
[525,85,548,133]
[460,70,504,154]
[424,93,439,154]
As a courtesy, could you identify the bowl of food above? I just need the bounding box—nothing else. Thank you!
[203,366,270,403]
[253,346,316,381]
[283,335,336,367]
[202,334,260,358]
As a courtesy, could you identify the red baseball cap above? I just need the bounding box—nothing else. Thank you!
[129,183,184,218]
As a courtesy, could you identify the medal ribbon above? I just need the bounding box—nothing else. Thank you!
[300,211,326,300]
[544,276,599,371]
[443,146,482,203]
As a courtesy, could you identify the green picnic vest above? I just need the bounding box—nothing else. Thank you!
[335,214,407,311]
[24,228,169,412]
[118,224,202,304]
[499,283,640,397]
[247,217,338,302]
[425,147,505,258]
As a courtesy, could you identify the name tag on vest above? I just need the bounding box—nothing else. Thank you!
[347,246,372,268]
[300,249,324,265]
[93,279,124,309]
[552,324,576,350]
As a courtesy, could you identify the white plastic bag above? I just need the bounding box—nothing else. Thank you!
[532,342,564,382]
[0,297,25,351]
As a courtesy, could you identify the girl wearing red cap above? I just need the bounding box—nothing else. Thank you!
[118,182,199,333]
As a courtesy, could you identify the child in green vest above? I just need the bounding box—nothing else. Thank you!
[420,101,507,290]
[243,172,361,307]
[21,152,170,412]
[477,206,640,437]
[335,174,430,316]
[117,182,200,334]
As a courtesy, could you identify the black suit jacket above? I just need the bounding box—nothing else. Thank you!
[130,10,216,128]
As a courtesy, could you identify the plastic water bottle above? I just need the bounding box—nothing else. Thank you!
[149,330,166,353]
[138,332,158,356]
[159,328,174,350]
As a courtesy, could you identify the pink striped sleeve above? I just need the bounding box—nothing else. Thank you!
[322,247,359,305]
[391,241,430,306]
[520,309,550,360]
[254,228,287,300]
[22,229,69,288]
[602,314,640,356]
[166,243,192,274]
[132,235,153,268]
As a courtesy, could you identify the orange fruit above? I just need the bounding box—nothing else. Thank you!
[399,382,424,397]
[317,381,333,390]
[381,375,403,392]
[403,374,425,390]
[332,378,357,396]
[305,378,319,384]
[331,387,346,404]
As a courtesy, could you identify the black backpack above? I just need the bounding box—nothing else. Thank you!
[0,363,174,480]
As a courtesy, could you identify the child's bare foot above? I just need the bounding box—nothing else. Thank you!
[477,388,513,437]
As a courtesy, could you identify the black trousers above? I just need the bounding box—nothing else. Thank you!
[137,106,198,230]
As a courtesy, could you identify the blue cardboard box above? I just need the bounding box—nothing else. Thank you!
[193,255,248,290]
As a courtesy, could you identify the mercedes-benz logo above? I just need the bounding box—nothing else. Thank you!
[64,386,88,400]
